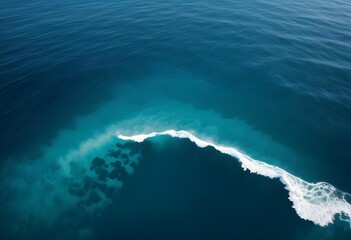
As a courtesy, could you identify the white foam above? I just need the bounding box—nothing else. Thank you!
[117,129,351,227]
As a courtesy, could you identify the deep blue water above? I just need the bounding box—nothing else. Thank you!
[1,0,351,239]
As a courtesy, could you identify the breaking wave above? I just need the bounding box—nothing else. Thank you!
[117,129,351,227]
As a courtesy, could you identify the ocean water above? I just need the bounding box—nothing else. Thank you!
[1,0,351,239]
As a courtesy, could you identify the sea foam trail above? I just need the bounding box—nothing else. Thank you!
[117,129,351,228]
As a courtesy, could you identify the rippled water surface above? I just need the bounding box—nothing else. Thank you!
[1,0,351,239]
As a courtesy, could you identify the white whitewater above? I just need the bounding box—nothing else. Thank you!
[117,129,351,227]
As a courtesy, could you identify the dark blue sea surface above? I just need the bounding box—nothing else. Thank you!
[1,0,351,239]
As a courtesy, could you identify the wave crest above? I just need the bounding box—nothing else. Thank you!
[117,129,351,227]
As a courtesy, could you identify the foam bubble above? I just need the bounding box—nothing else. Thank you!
[117,129,351,227]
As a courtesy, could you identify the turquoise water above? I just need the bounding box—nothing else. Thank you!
[1,0,351,239]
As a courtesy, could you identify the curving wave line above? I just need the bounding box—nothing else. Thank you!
[117,129,351,228]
